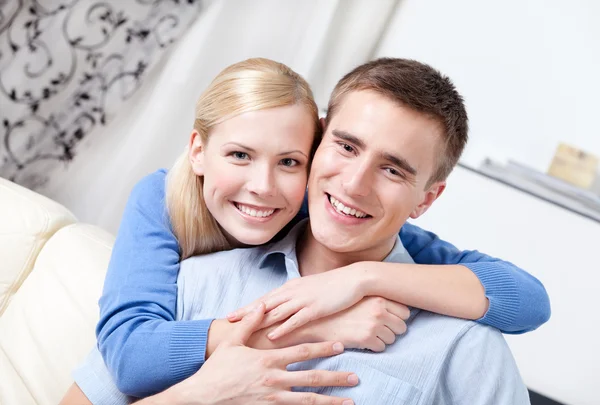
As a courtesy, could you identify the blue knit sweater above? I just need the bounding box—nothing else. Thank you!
[96,169,550,397]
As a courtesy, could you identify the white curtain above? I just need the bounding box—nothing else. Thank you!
[40,0,399,233]
[0,0,205,188]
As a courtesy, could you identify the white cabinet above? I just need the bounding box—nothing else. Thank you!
[411,166,600,405]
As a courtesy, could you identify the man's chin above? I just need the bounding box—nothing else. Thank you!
[311,228,362,253]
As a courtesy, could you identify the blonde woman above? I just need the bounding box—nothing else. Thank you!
[68,58,548,402]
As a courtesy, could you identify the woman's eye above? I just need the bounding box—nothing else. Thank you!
[232,151,249,160]
[280,158,299,167]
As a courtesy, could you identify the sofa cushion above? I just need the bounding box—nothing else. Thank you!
[0,178,76,314]
[0,223,114,405]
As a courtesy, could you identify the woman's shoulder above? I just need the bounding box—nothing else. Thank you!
[123,169,169,218]
[130,169,168,199]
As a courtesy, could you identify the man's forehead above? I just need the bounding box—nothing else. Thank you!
[332,90,439,132]
[330,97,441,145]
[328,92,443,178]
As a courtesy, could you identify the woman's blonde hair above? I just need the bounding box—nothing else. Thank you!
[166,58,321,259]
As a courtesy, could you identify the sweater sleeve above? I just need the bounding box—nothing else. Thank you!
[96,170,214,397]
[399,221,551,334]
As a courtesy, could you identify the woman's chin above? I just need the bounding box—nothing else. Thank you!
[233,232,277,247]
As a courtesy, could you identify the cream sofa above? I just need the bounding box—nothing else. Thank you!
[0,177,114,405]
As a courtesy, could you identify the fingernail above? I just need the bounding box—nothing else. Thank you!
[267,332,276,340]
[333,342,344,353]
[227,312,235,319]
[253,302,264,312]
[347,374,358,385]
[342,400,354,405]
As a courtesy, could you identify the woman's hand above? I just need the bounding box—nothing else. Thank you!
[227,265,366,340]
[140,303,359,405]
[302,296,410,352]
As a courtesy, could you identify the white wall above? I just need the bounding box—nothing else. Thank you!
[412,166,600,405]
[376,0,600,173]
[377,4,600,402]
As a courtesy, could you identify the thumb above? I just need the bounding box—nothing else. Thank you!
[228,302,266,345]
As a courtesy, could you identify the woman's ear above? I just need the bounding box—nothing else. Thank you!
[188,130,205,176]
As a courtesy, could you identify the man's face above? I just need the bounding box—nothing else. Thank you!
[307,90,446,259]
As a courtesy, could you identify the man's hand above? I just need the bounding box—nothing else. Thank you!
[227,265,367,340]
[141,303,359,405]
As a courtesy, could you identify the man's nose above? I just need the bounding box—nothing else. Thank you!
[246,163,276,197]
[342,162,372,198]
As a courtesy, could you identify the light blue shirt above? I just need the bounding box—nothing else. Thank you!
[75,220,529,404]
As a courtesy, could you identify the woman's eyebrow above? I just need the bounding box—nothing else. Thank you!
[223,143,308,159]
[222,142,255,152]
[278,150,308,158]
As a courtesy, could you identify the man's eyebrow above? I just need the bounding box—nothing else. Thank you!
[380,152,417,176]
[331,129,366,150]
[332,129,417,176]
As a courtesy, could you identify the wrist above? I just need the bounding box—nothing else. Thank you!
[137,383,206,405]
[250,323,316,348]
[292,322,321,344]
[352,261,379,298]
[247,326,279,349]
[162,377,216,405]
[206,319,234,359]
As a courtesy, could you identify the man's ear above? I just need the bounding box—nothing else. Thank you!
[410,181,446,219]
[188,130,205,176]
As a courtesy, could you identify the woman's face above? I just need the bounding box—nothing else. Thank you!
[190,104,315,246]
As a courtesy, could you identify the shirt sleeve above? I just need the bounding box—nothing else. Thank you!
[430,324,531,405]
[95,170,214,397]
[73,348,131,405]
[399,221,551,334]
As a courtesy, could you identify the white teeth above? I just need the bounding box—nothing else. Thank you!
[235,203,275,218]
[328,195,368,218]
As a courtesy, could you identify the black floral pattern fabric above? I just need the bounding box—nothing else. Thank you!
[0,0,204,188]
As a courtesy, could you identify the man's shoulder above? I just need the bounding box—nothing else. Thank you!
[178,244,281,288]
[386,312,510,381]
[176,247,268,310]
[181,246,268,273]
[413,313,528,404]
[408,311,504,349]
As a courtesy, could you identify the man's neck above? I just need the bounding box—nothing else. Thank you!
[296,223,396,276]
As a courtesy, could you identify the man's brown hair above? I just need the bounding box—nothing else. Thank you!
[325,57,468,185]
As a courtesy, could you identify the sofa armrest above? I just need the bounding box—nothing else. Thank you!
[0,178,76,314]
[0,223,114,405]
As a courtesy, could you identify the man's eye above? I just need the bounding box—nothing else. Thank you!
[386,167,404,178]
[232,152,249,160]
[280,158,299,167]
[340,143,354,153]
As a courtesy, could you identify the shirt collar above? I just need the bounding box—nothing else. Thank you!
[257,219,308,268]
[258,218,413,270]
[383,234,412,264]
